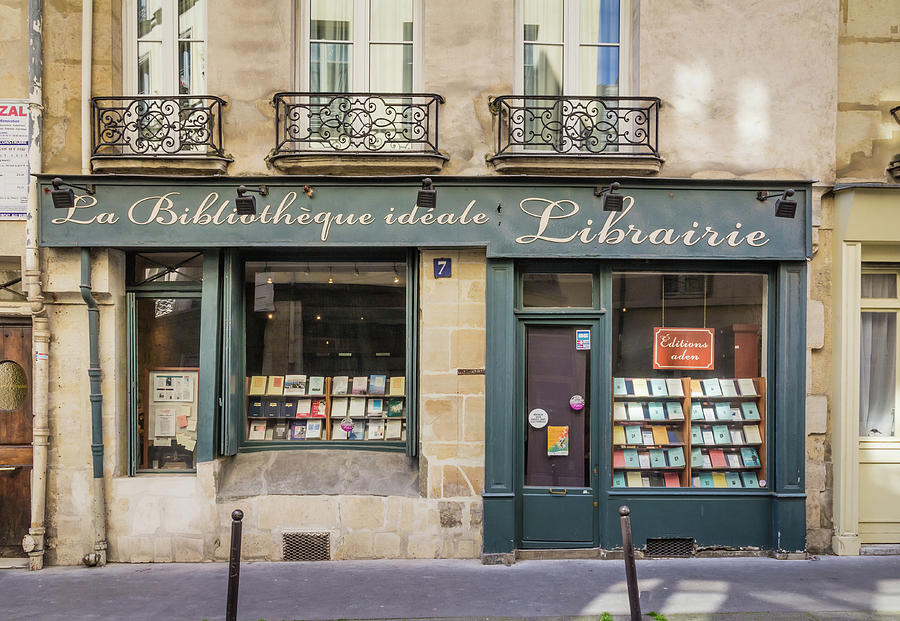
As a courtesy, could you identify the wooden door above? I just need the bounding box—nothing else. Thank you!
[0,325,32,557]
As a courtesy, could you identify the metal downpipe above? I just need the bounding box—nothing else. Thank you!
[80,249,107,567]
[22,0,49,572]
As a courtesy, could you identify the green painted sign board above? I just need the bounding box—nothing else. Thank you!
[38,176,811,260]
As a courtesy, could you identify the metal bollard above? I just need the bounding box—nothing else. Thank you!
[619,505,641,621]
[225,509,243,621]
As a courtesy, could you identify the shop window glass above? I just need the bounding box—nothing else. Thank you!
[136,296,201,470]
[522,273,592,308]
[860,269,900,437]
[133,252,203,285]
[244,261,407,444]
[611,272,768,490]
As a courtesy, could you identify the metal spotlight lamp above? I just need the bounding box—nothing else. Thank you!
[417,178,437,210]
[756,188,797,219]
[50,177,95,209]
[235,184,268,216]
[595,181,624,212]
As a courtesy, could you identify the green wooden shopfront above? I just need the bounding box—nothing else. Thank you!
[39,175,811,556]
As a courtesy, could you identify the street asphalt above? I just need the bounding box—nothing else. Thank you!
[0,555,899,621]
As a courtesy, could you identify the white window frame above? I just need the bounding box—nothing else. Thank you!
[860,268,900,439]
[296,0,423,92]
[123,0,208,96]
[514,0,633,96]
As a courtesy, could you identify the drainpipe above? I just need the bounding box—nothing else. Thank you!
[81,0,92,174]
[21,0,50,572]
[80,248,107,567]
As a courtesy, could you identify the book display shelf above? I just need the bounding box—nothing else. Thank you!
[612,377,767,489]
[245,374,406,442]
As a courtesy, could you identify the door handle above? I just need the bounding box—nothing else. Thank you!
[548,488,568,495]
[0,466,18,471]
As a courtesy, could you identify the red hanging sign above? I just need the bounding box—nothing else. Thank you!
[652,327,715,370]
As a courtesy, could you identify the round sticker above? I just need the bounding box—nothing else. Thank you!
[569,395,585,411]
[528,408,549,429]
[340,417,354,432]
[759,479,767,488]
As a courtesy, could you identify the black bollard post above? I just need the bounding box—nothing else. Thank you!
[619,505,641,621]
[225,509,243,621]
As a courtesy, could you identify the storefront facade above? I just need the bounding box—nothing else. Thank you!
[38,175,810,559]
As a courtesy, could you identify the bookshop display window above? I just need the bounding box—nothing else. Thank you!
[244,259,409,445]
[611,271,769,490]
[128,252,205,472]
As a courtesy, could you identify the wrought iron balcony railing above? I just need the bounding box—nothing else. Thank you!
[491,95,660,158]
[91,95,227,158]
[272,92,444,158]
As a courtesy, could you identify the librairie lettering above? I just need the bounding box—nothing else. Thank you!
[50,190,771,248]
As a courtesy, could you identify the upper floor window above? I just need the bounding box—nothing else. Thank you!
[299,0,421,92]
[518,0,630,96]
[127,0,207,95]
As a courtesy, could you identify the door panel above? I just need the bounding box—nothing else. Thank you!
[0,325,32,556]
[521,323,595,545]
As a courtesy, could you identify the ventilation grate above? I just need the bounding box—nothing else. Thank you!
[282,531,331,561]
[644,537,694,557]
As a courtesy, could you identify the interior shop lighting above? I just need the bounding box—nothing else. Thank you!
[595,181,624,212]
[756,188,797,219]
[49,177,95,209]
[393,264,401,284]
[235,184,269,216]
[417,177,437,210]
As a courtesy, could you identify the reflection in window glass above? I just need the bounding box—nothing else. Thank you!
[133,252,203,285]
[137,297,201,470]
[522,273,593,308]
[244,261,407,444]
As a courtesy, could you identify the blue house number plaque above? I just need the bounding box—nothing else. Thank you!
[433,258,451,278]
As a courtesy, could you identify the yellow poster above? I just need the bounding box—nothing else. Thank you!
[547,425,569,456]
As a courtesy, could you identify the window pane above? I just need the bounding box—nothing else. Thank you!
[612,272,768,490]
[178,41,206,94]
[311,0,352,40]
[138,0,163,39]
[370,0,413,41]
[133,252,203,285]
[579,0,620,44]
[310,43,351,92]
[524,44,563,96]
[523,0,563,42]
[369,43,412,92]
[137,41,163,95]
[523,273,593,307]
[244,261,407,443]
[579,46,618,96]
[137,297,201,470]
[178,0,205,39]
[860,312,897,437]
[861,273,897,299]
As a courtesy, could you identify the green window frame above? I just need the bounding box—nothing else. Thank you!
[125,250,221,475]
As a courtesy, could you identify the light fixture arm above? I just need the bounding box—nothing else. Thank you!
[756,188,794,202]
[237,184,269,197]
[594,181,621,197]
[52,177,95,195]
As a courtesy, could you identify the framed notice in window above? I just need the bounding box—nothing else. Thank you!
[145,367,199,470]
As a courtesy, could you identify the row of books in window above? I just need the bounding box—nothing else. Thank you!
[693,446,762,469]
[248,374,405,397]
[691,423,762,446]
[691,401,760,421]
[613,425,683,446]
[248,418,406,441]
[613,401,685,422]
[614,377,759,398]
[248,396,405,419]
[612,470,762,489]
[614,447,686,470]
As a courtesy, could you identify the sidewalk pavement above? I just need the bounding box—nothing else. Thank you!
[1,555,899,621]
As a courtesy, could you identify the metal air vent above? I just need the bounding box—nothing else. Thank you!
[282,531,331,561]
[645,537,694,557]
